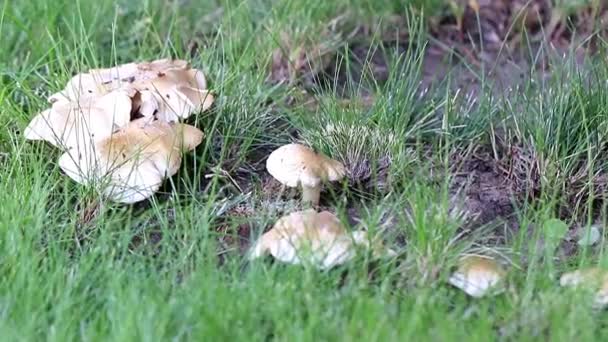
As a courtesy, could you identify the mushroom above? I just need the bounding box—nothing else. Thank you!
[125,58,190,79]
[59,118,204,203]
[24,89,133,149]
[560,267,608,309]
[49,62,142,104]
[249,210,394,269]
[448,255,506,298]
[130,69,214,122]
[266,143,345,206]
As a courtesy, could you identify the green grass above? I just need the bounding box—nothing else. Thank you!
[3,0,608,340]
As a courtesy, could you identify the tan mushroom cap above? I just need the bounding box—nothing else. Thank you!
[266,143,345,188]
[249,210,392,269]
[126,58,190,80]
[131,69,214,122]
[249,210,352,269]
[448,255,506,298]
[49,59,192,103]
[24,89,132,149]
[49,74,113,104]
[560,267,608,308]
[59,118,204,203]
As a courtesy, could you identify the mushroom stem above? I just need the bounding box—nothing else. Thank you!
[301,185,321,206]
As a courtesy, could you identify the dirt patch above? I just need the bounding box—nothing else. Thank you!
[129,229,163,254]
[293,1,604,100]
[449,148,519,229]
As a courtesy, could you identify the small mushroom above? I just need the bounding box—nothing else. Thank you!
[266,143,345,206]
[249,210,393,269]
[449,255,506,298]
[59,118,203,203]
[560,267,608,309]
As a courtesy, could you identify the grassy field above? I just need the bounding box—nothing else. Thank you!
[3,0,608,340]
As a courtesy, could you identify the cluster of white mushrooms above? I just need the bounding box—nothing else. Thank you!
[24,59,212,203]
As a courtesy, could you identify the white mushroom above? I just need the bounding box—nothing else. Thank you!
[266,144,345,206]
[24,89,133,149]
[131,69,214,122]
[59,118,204,203]
[249,210,394,269]
[560,267,608,309]
[448,255,506,298]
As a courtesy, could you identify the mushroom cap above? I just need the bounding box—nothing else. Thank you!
[88,62,139,83]
[134,58,190,77]
[59,118,204,203]
[130,69,214,122]
[87,58,188,87]
[176,86,214,112]
[24,89,132,149]
[185,68,208,90]
[448,255,505,298]
[174,122,205,152]
[49,74,111,104]
[266,143,345,188]
[250,210,360,269]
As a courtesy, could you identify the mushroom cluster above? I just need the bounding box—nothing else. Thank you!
[24,59,211,203]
